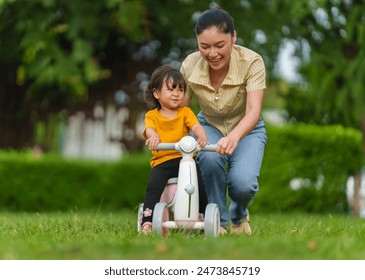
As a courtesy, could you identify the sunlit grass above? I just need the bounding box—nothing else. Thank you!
[0,211,364,260]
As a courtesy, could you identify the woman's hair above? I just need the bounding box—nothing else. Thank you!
[144,64,186,109]
[195,7,235,36]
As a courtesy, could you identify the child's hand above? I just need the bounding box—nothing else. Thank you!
[197,138,208,148]
[146,136,160,150]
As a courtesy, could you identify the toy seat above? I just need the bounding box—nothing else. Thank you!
[160,177,178,205]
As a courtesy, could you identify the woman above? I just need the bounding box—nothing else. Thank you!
[181,7,267,235]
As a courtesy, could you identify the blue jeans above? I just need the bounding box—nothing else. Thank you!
[196,112,267,228]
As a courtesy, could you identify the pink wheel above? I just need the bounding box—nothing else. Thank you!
[137,203,144,233]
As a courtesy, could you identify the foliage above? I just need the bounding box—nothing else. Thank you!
[0,153,150,211]
[254,124,363,214]
[1,212,365,259]
[276,0,365,130]
[0,124,362,213]
[0,0,146,101]
[141,0,287,75]
[0,0,287,102]
[0,0,294,149]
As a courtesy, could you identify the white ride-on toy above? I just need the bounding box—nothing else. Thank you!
[137,136,220,237]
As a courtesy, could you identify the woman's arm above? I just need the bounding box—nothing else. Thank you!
[216,89,264,155]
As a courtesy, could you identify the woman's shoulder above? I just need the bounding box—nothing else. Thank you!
[233,45,263,62]
[183,50,201,63]
[181,51,202,74]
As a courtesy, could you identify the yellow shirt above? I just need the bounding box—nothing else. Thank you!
[181,45,266,136]
[144,107,199,167]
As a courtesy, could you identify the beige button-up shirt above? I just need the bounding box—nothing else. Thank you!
[181,45,266,136]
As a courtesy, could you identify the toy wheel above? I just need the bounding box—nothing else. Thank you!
[152,202,169,236]
[204,203,220,237]
[137,203,144,233]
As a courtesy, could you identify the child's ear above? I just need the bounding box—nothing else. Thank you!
[153,89,160,100]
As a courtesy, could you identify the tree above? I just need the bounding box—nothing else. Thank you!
[0,0,147,149]
[275,0,364,215]
[279,0,365,144]
[1,0,289,150]
[8,0,361,152]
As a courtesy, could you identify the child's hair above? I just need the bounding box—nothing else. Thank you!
[144,64,186,109]
[195,7,235,37]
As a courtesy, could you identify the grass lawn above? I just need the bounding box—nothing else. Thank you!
[0,211,364,260]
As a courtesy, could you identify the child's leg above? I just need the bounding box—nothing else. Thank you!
[141,158,181,225]
[142,167,167,225]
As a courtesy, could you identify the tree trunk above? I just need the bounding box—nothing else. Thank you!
[0,67,34,149]
[353,115,365,217]
[353,172,361,217]
[361,115,365,159]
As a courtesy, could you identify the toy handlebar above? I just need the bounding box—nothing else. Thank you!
[155,143,217,151]
[200,144,217,152]
[155,143,176,150]
[155,136,217,153]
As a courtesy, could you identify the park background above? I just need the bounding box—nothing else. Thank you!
[0,0,364,259]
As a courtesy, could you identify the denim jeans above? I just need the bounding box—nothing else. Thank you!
[196,112,267,228]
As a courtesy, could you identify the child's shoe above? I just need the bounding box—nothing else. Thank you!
[219,227,227,236]
[140,222,152,235]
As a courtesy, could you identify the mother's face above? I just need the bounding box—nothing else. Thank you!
[197,27,236,71]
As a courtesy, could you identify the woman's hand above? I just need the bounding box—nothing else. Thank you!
[216,134,239,155]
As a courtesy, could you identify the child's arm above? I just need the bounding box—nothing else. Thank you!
[145,127,160,150]
[191,124,208,148]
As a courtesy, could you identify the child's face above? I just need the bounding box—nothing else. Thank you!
[154,79,185,110]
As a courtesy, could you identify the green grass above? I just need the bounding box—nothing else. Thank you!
[1,211,364,260]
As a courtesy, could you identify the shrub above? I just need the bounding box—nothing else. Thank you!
[0,124,362,213]
[253,124,363,214]
[0,154,150,212]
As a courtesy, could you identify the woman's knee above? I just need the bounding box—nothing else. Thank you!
[229,176,259,199]
[198,152,225,169]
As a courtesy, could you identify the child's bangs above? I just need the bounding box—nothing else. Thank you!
[165,71,186,90]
